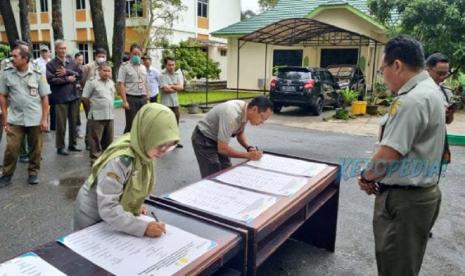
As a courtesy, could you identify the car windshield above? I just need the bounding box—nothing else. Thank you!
[278,70,311,80]
[328,67,353,78]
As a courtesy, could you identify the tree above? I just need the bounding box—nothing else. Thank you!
[51,0,64,40]
[112,0,126,80]
[162,40,221,80]
[258,0,279,11]
[140,0,186,49]
[18,0,31,44]
[0,0,20,47]
[368,0,465,68]
[89,0,109,55]
[241,10,256,21]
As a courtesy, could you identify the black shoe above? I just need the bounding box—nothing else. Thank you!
[68,146,82,152]
[0,175,13,188]
[19,156,30,163]
[57,148,69,155]
[28,175,39,185]
[176,144,184,149]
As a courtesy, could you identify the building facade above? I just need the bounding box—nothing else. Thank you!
[0,0,240,80]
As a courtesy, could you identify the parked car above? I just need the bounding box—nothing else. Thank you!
[327,65,366,99]
[269,67,342,115]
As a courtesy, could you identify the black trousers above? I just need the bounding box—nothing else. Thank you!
[124,95,147,133]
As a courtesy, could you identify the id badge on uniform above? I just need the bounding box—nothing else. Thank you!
[29,87,38,96]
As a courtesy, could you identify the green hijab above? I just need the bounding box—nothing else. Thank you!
[87,103,179,214]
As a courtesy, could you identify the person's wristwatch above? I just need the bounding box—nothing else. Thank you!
[246,146,255,152]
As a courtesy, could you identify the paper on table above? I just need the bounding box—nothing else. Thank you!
[57,216,216,276]
[247,154,328,177]
[0,252,65,276]
[215,166,309,196]
[167,180,278,223]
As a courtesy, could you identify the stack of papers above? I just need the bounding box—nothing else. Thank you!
[247,154,328,177]
[167,180,278,223]
[0,252,65,276]
[58,216,216,276]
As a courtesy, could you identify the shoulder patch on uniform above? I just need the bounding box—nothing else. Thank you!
[119,155,133,167]
[106,171,121,182]
[389,99,401,115]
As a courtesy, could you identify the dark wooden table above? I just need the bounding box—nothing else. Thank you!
[153,152,340,275]
[22,202,247,275]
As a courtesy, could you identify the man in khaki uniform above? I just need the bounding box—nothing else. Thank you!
[82,62,115,163]
[358,35,445,275]
[118,43,147,133]
[0,45,50,187]
[192,96,272,178]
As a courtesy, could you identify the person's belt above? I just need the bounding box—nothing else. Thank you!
[126,94,144,98]
[195,126,217,144]
[377,183,424,193]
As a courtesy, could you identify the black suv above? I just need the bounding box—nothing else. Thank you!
[270,67,342,115]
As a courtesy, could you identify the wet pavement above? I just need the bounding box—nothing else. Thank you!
[0,108,464,275]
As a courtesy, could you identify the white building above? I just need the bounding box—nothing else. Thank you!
[0,0,241,80]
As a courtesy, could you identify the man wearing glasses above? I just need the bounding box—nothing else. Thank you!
[358,35,445,275]
[426,53,455,124]
[191,96,273,178]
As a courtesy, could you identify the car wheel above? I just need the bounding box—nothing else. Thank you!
[312,97,324,116]
[273,104,282,113]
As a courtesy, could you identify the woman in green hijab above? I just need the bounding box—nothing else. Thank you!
[74,103,179,237]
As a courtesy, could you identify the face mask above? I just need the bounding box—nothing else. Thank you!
[131,56,141,65]
[96,57,106,64]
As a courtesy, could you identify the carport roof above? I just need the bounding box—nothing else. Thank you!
[238,18,381,46]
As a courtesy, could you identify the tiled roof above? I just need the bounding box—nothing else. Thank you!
[212,0,374,36]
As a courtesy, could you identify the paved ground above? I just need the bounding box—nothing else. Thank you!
[0,107,464,275]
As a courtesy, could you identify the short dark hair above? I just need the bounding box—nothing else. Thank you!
[248,96,273,112]
[130,43,142,52]
[94,48,107,56]
[142,54,151,60]
[384,35,425,69]
[13,39,30,49]
[98,61,112,69]
[164,56,176,65]
[122,52,130,62]
[74,52,82,59]
[426,53,449,68]
[13,45,31,62]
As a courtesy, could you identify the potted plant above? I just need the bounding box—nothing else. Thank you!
[366,93,378,115]
[334,88,358,119]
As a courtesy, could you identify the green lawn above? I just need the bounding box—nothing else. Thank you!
[178,90,263,105]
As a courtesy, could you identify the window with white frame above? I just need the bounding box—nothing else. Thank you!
[39,0,48,12]
[76,0,86,10]
[126,0,143,18]
[197,0,208,18]
[78,43,93,64]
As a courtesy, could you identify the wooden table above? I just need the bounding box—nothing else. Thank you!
[153,152,340,275]
[24,202,247,275]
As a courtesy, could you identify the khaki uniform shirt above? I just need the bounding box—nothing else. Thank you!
[82,76,115,120]
[198,100,248,144]
[159,69,183,107]
[117,62,147,96]
[0,63,50,126]
[378,72,446,187]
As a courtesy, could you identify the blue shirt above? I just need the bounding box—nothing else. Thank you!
[146,66,160,98]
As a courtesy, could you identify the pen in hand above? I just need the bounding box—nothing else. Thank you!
[151,211,160,222]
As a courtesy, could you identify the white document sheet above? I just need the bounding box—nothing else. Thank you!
[57,216,216,276]
[247,154,328,177]
[167,180,278,223]
[0,252,65,276]
[215,166,309,196]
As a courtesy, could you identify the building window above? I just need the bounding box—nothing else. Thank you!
[32,43,50,59]
[197,0,208,18]
[220,49,227,56]
[28,0,37,13]
[76,0,86,10]
[78,43,92,64]
[39,0,48,12]
[126,0,143,18]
